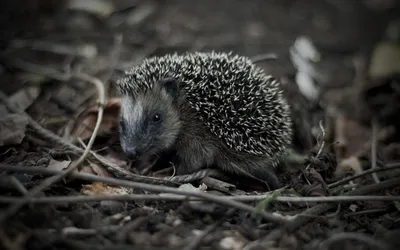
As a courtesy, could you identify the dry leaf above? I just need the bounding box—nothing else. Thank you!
[81,181,131,195]
[177,183,207,192]
[0,114,28,146]
[47,159,71,171]
[67,98,121,141]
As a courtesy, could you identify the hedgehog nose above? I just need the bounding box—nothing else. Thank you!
[126,148,140,160]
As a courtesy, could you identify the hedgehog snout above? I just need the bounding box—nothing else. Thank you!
[119,132,144,160]
[125,146,141,160]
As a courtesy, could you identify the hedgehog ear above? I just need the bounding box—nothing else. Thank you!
[159,77,179,101]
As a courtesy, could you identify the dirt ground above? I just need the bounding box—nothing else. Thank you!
[1,0,400,249]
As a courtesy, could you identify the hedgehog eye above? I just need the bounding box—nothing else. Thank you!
[152,113,161,123]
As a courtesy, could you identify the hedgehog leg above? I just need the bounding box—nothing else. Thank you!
[215,153,282,189]
[174,139,218,175]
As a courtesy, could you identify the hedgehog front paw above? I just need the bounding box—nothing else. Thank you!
[174,161,203,176]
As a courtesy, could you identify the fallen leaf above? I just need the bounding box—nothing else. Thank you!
[0,114,28,146]
[349,204,358,212]
[177,183,207,192]
[66,98,121,141]
[47,158,71,171]
[81,181,131,195]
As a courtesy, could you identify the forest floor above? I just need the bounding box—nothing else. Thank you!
[0,0,400,249]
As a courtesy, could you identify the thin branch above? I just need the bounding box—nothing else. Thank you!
[287,176,400,232]
[9,39,97,59]
[0,164,289,227]
[371,119,380,183]
[1,194,400,204]
[315,120,326,159]
[306,120,326,170]
[328,162,400,188]
[61,225,121,237]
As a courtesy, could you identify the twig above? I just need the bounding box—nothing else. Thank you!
[201,176,236,193]
[305,120,326,171]
[0,72,105,225]
[328,162,400,188]
[0,164,289,227]
[315,120,326,159]
[344,208,388,217]
[319,232,390,250]
[61,225,121,237]
[169,169,221,183]
[1,194,400,204]
[371,119,380,184]
[0,57,70,81]
[287,176,400,232]
[182,208,236,250]
[9,39,97,59]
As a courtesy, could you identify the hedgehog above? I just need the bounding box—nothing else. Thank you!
[116,51,293,189]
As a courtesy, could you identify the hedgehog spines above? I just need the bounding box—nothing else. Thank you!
[116,51,292,159]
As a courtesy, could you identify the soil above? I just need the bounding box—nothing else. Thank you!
[0,0,400,249]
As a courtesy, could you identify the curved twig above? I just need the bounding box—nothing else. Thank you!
[329,162,400,188]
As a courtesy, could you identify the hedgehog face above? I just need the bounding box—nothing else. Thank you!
[119,78,182,160]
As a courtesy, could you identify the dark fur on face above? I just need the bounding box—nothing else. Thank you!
[119,78,182,161]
